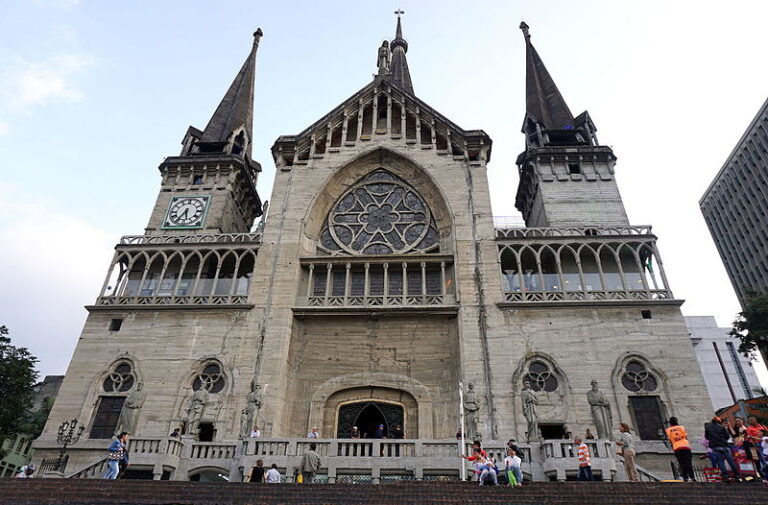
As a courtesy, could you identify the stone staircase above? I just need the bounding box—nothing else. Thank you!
[2,479,767,505]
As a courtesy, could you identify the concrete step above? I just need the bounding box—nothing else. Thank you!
[2,479,767,505]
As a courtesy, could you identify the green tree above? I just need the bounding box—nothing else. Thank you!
[729,292,768,361]
[0,325,39,439]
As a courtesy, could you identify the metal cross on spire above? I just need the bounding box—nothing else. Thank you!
[395,9,404,17]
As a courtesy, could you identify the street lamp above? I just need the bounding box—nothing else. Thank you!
[53,418,86,472]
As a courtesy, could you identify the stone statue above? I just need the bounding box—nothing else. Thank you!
[116,382,146,435]
[239,408,250,438]
[463,383,481,441]
[521,381,540,442]
[241,383,263,438]
[377,40,390,75]
[587,379,613,440]
[185,388,209,436]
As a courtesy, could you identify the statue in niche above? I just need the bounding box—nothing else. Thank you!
[184,388,209,436]
[521,381,540,442]
[587,379,613,440]
[116,382,146,435]
[377,40,390,74]
[239,408,250,439]
[241,383,263,438]
[463,383,482,441]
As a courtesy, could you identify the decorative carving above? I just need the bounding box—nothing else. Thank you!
[103,362,135,393]
[587,380,613,440]
[319,169,439,255]
[116,382,146,435]
[193,362,226,394]
[523,361,558,392]
[521,381,540,442]
[463,383,481,441]
[184,388,209,435]
[240,383,263,437]
[621,360,658,392]
[377,41,390,75]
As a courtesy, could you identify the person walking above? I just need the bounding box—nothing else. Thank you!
[615,423,639,482]
[102,432,129,480]
[575,437,593,481]
[300,443,321,483]
[705,416,741,480]
[665,417,695,481]
[265,463,281,483]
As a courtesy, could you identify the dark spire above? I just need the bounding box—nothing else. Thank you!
[198,29,263,156]
[520,22,574,131]
[389,10,414,95]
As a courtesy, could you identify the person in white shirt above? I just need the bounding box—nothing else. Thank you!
[250,425,261,438]
[503,448,523,487]
[265,463,281,483]
[15,464,35,478]
[307,427,319,438]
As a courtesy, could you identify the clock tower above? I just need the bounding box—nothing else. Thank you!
[144,30,264,235]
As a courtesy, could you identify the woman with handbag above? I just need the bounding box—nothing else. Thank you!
[102,432,129,479]
[615,423,639,482]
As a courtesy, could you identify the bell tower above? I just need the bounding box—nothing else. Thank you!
[515,22,628,228]
[144,30,264,235]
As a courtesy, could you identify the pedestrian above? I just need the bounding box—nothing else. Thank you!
[478,459,498,485]
[665,417,695,482]
[15,464,35,478]
[460,448,486,481]
[575,436,593,481]
[307,427,319,438]
[761,429,768,478]
[249,459,265,483]
[374,424,386,438]
[705,416,740,480]
[391,424,404,439]
[615,423,639,482]
[169,427,181,438]
[507,439,525,462]
[585,428,595,440]
[265,463,281,483]
[102,432,129,479]
[117,443,130,479]
[745,416,768,478]
[300,442,321,483]
[250,425,262,438]
[503,448,523,487]
[351,426,361,439]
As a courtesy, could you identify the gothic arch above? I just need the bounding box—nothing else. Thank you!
[510,353,572,439]
[301,146,455,255]
[308,372,433,438]
[610,352,673,435]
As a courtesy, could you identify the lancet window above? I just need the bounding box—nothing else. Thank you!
[319,169,439,255]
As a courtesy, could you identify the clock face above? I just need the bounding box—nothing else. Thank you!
[163,196,210,229]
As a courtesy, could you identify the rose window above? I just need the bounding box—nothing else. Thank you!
[193,362,226,393]
[320,169,439,255]
[621,360,657,392]
[103,362,135,392]
[523,360,559,392]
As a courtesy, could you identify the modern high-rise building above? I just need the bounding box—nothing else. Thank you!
[685,316,760,410]
[33,19,711,482]
[700,98,768,306]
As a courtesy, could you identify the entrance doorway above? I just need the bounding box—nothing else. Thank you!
[337,402,404,438]
[629,396,664,440]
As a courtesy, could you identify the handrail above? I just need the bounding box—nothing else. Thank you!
[67,457,108,479]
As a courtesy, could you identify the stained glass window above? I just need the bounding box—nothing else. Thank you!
[621,360,658,392]
[193,362,226,393]
[524,360,559,392]
[103,361,135,392]
[319,169,439,255]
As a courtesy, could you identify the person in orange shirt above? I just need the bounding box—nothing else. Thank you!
[665,417,696,482]
[745,416,767,478]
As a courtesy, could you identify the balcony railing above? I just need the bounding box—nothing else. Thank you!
[495,225,654,238]
[296,256,456,311]
[119,233,261,245]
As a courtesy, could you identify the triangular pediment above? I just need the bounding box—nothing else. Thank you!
[271,77,491,167]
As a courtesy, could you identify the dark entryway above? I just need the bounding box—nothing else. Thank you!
[90,396,125,439]
[198,422,215,442]
[629,396,665,440]
[337,402,404,438]
[539,423,568,440]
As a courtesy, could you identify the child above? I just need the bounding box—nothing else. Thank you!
[504,448,523,487]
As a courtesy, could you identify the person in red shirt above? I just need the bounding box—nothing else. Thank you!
[746,416,767,478]
[665,417,696,482]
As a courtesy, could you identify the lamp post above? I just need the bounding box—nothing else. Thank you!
[54,418,86,472]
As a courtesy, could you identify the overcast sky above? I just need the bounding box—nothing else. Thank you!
[1,0,767,385]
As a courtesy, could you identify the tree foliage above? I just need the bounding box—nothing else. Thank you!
[0,325,39,439]
[730,292,768,360]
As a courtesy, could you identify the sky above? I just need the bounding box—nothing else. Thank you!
[1,0,767,386]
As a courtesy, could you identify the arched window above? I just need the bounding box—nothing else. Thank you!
[319,169,439,255]
[621,360,658,392]
[523,360,559,392]
[192,362,226,393]
[103,361,135,392]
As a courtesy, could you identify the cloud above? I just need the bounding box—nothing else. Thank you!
[0,181,115,376]
[30,0,81,11]
[0,53,94,107]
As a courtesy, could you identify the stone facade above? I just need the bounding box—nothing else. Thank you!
[32,21,713,481]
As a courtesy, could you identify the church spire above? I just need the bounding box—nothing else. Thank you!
[198,29,263,157]
[388,10,414,95]
[520,22,574,131]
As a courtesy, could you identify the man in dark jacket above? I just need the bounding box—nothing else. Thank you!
[705,417,740,480]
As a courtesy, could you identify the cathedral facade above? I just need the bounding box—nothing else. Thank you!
[34,19,711,482]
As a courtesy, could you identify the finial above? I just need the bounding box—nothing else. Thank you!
[253,28,263,46]
[519,21,530,40]
[395,9,404,18]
